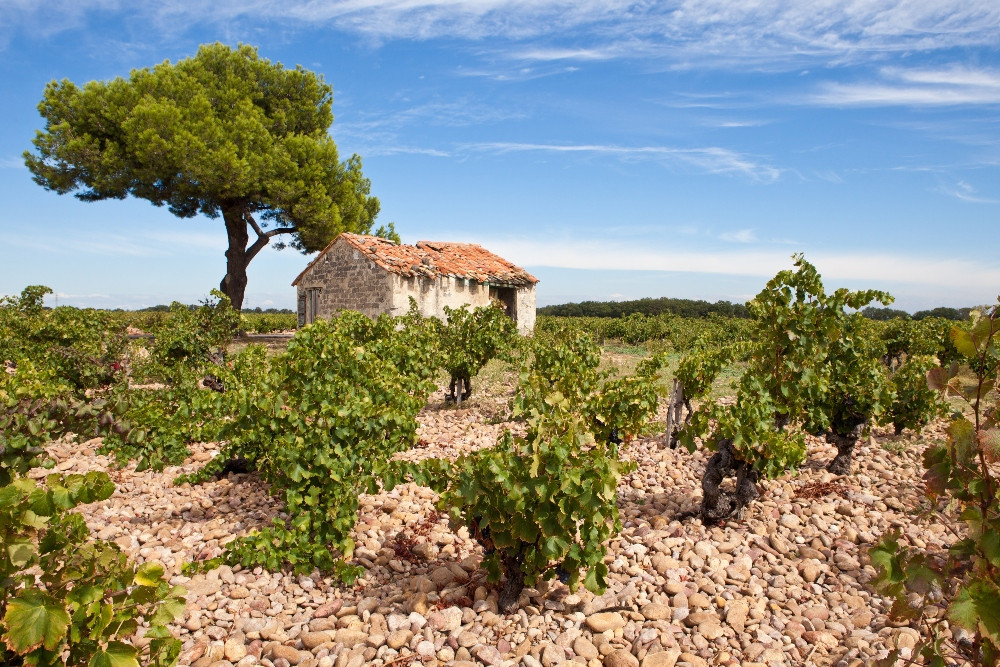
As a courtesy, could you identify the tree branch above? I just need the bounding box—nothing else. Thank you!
[244,211,266,239]
[245,225,297,263]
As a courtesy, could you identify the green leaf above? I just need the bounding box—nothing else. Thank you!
[951,328,977,359]
[134,561,165,587]
[949,581,1000,639]
[88,641,140,667]
[7,541,36,567]
[2,592,70,653]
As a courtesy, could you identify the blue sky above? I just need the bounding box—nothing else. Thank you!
[1,1,998,312]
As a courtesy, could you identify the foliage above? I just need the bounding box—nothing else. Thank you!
[0,471,185,667]
[239,312,297,333]
[144,290,238,374]
[97,370,223,473]
[0,289,185,667]
[180,310,439,578]
[417,332,663,611]
[437,303,517,401]
[436,402,631,613]
[535,312,749,350]
[672,256,892,520]
[678,255,892,477]
[1,286,128,394]
[811,314,891,432]
[872,302,1000,666]
[887,354,949,435]
[24,42,380,309]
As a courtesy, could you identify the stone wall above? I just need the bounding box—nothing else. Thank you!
[389,274,492,319]
[514,287,536,335]
[390,274,536,335]
[295,240,393,323]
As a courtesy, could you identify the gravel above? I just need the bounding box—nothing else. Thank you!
[37,378,949,667]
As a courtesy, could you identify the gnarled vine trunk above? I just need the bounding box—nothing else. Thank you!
[701,439,760,524]
[665,379,690,449]
[447,375,473,405]
[498,550,526,613]
[826,417,866,475]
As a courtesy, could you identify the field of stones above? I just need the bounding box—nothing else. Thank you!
[38,357,945,667]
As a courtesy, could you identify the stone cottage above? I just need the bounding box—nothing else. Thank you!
[292,233,538,334]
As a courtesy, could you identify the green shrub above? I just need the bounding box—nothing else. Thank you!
[872,304,1000,665]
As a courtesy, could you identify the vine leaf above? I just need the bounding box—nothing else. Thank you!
[948,581,1000,639]
[88,641,140,667]
[3,592,70,653]
[134,561,165,587]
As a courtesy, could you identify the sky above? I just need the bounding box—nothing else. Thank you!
[1,1,998,312]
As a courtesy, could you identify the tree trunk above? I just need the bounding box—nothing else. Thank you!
[220,206,250,311]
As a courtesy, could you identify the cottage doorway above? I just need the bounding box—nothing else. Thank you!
[489,286,517,321]
[307,288,321,324]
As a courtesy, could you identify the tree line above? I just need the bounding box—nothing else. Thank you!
[538,297,750,318]
[539,298,974,321]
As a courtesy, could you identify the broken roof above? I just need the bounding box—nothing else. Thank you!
[292,233,538,287]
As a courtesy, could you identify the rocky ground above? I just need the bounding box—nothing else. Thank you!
[37,372,949,667]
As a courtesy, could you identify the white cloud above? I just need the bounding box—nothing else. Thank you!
[475,236,1000,293]
[711,120,771,128]
[809,66,1000,107]
[939,180,1000,204]
[5,1,999,70]
[463,142,781,182]
[511,47,615,62]
[718,229,757,243]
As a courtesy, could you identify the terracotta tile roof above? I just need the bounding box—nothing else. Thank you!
[292,233,538,286]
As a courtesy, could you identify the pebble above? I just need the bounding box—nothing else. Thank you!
[585,612,626,632]
[43,386,951,667]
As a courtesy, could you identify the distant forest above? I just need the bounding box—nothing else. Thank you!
[136,304,294,314]
[538,297,971,321]
[538,297,750,318]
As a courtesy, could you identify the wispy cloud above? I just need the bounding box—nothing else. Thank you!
[335,98,520,154]
[719,229,757,243]
[363,145,451,157]
[939,180,1000,204]
[710,120,771,128]
[6,233,154,256]
[5,1,999,70]
[0,156,25,169]
[463,142,781,182]
[511,47,615,62]
[809,66,1000,107]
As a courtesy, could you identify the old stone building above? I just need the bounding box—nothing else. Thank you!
[292,233,538,334]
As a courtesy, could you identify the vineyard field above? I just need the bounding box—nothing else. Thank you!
[29,354,952,667]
